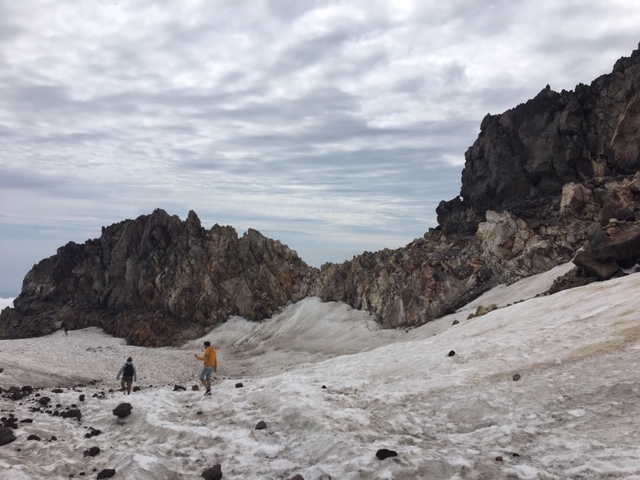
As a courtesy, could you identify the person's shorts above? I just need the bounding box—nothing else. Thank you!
[200,367,214,381]
[121,376,133,384]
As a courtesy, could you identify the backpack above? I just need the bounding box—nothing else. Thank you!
[123,363,134,378]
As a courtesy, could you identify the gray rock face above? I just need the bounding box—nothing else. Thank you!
[0,209,315,346]
[309,209,576,329]
[311,44,640,326]
[438,43,640,231]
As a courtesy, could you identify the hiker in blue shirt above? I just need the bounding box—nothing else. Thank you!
[116,357,137,395]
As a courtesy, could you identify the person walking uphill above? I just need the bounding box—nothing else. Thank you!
[195,341,217,396]
[116,357,137,395]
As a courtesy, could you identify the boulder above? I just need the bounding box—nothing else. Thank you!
[473,304,498,318]
[97,469,116,479]
[477,211,557,276]
[560,183,595,218]
[201,464,223,480]
[0,427,16,446]
[83,446,100,457]
[61,409,82,420]
[112,403,132,419]
[376,448,398,460]
[590,223,640,262]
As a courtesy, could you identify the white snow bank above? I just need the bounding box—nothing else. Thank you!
[1,264,639,479]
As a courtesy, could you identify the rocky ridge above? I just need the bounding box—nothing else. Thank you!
[1,44,640,346]
[311,43,640,328]
[0,210,314,346]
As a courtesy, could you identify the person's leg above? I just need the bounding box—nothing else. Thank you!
[127,380,132,395]
[202,368,213,394]
[199,368,209,389]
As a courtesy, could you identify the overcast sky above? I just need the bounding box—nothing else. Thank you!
[1,1,639,297]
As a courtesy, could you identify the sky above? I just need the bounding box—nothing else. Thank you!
[1,1,640,297]
[1,262,640,478]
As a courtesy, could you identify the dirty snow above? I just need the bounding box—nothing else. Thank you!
[1,263,640,479]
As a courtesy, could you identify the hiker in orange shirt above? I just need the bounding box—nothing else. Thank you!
[194,341,217,396]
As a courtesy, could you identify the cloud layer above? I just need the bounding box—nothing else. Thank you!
[1,1,639,295]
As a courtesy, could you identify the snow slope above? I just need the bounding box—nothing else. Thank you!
[1,263,640,479]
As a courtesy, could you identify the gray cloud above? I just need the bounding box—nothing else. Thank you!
[0,0,639,296]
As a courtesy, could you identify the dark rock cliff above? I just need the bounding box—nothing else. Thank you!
[2,44,640,346]
[438,44,640,231]
[0,209,314,345]
[310,43,640,328]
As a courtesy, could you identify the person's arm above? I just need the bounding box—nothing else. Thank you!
[212,350,218,372]
[116,365,124,379]
[133,365,137,382]
[194,353,204,361]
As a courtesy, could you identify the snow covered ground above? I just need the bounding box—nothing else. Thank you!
[1,263,640,479]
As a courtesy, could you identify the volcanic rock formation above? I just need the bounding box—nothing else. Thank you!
[0,210,314,345]
[2,44,640,345]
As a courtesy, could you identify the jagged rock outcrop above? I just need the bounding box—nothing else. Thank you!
[438,43,640,232]
[309,207,576,329]
[310,240,483,329]
[574,219,640,280]
[312,43,640,325]
[0,209,315,345]
[477,210,557,276]
[2,44,640,344]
